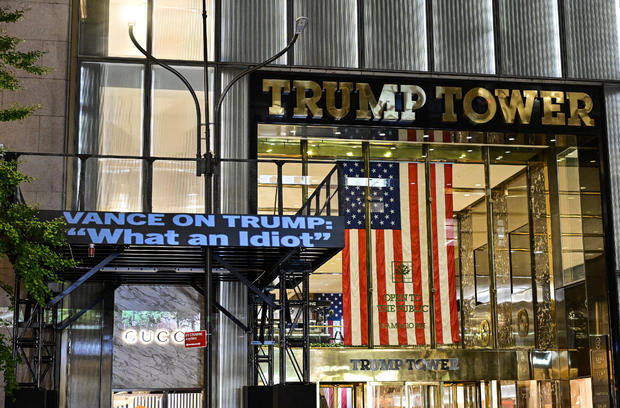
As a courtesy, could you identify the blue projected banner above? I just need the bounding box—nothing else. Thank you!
[39,211,345,248]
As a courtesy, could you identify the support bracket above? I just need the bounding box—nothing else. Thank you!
[56,283,119,331]
[48,252,120,307]
[213,254,277,308]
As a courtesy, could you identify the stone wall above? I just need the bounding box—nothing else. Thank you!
[113,285,204,389]
[0,0,71,209]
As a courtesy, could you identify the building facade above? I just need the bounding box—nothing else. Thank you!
[4,0,620,407]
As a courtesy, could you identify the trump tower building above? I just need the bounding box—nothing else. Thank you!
[4,0,620,407]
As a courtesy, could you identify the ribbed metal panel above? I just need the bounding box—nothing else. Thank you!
[64,283,107,408]
[565,0,620,79]
[216,282,248,408]
[432,0,495,74]
[605,86,620,260]
[498,0,561,77]
[294,0,358,68]
[220,71,250,214]
[363,0,427,71]
[221,0,287,64]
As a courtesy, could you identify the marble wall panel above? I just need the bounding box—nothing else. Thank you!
[529,165,555,349]
[112,285,203,389]
[492,189,514,348]
[459,211,478,347]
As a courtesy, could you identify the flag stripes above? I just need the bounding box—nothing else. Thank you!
[341,153,459,345]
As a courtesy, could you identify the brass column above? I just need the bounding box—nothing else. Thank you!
[424,145,437,348]
[483,146,499,349]
[363,142,374,347]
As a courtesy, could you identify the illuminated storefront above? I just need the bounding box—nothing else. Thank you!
[250,72,612,407]
[16,1,620,408]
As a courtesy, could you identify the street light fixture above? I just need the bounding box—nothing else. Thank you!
[127,12,308,408]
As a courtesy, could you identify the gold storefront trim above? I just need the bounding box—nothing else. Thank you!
[274,348,576,382]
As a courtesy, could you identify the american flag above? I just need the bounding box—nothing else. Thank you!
[341,131,460,345]
[316,293,343,342]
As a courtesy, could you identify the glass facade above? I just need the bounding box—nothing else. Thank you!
[61,0,620,407]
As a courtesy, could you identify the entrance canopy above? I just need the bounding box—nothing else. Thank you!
[43,211,344,288]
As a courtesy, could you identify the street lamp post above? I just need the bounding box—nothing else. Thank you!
[128,13,308,408]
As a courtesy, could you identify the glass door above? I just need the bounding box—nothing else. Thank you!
[320,383,364,408]
[406,383,441,408]
[442,383,479,408]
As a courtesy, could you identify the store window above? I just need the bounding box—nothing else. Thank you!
[79,0,214,60]
[256,125,609,352]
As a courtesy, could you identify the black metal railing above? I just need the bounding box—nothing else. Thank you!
[5,152,346,218]
[295,163,344,217]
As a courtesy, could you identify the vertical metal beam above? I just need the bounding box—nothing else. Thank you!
[204,247,213,408]
[301,139,309,205]
[268,302,274,386]
[278,267,287,383]
[302,272,310,383]
[362,142,374,347]
[424,145,437,348]
[277,161,284,215]
[525,164,541,347]
[483,146,499,349]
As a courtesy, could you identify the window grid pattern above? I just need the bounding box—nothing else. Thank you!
[76,0,620,213]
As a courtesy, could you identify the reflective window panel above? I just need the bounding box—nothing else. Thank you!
[221,0,287,64]
[564,0,620,79]
[363,0,427,71]
[153,0,214,61]
[78,63,144,156]
[498,0,561,77]
[294,0,358,68]
[82,158,143,212]
[79,0,147,58]
[151,66,212,157]
[432,0,495,74]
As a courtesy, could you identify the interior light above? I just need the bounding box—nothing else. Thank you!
[124,5,142,26]
[266,149,273,152]
[508,137,515,141]
[334,131,342,135]
[307,150,313,155]
[505,150,511,154]
[390,147,396,150]
[384,151,392,157]
[429,148,434,151]
[590,160,596,163]
[290,130,296,134]
[464,194,471,197]
[295,16,309,35]
[496,156,503,160]
[467,136,472,140]
[550,138,556,142]
[379,132,386,136]
[467,149,473,152]
[346,152,353,156]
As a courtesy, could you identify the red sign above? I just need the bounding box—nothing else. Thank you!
[184,330,207,348]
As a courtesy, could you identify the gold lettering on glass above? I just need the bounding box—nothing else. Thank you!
[436,86,463,122]
[566,92,595,127]
[401,85,426,121]
[293,80,323,119]
[263,79,290,116]
[540,91,566,125]
[323,81,353,120]
[494,89,538,124]
[463,87,497,124]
